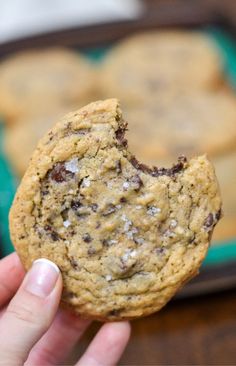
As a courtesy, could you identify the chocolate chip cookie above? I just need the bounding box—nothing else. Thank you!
[9,99,221,321]
[0,48,95,123]
[4,107,70,177]
[125,91,236,165]
[100,31,223,106]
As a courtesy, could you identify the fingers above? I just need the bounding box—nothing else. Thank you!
[77,321,131,366]
[26,309,91,365]
[0,252,25,307]
[0,259,62,365]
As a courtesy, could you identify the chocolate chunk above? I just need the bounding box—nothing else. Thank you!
[44,224,52,231]
[169,162,183,175]
[71,200,82,210]
[44,225,60,241]
[178,155,187,163]
[63,290,76,299]
[61,208,69,220]
[96,222,101,229]
[76,128,90,135]
[50,162,75,183]
[42,190,49,196]
[156,247,165,255]
[51,231,60,241]
[130,174,143,191]
[130,156,153,174]
[130,156,141,170]
[204,210,221,232]
[188,234,196,244]
[82,233,92,243]
[215,209,222,221]
[120,197,127,203]
[90,203,98,212]
[102,203,116,216]
[204,213,214,228]
[115,160,122,174]
[87,247,96,255]
[102,239,109,247]
[115,123,128,147]
[108,309,124,317]
[70,257,79,269]
[130,155,186,177]
[102,238,117,247]
[152,162,184,177]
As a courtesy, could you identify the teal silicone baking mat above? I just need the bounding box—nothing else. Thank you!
[0,27,236,265]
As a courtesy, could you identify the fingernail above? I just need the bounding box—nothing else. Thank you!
[25,258,60,298]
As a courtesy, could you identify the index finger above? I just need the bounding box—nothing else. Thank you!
[0,252,25,307]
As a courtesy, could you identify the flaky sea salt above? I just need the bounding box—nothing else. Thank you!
[65,158,79,173]
[135,237,144,245]
[126,227,138,240]
[107,181,113,189]
[123,181,130,190]
[130,249,137,258]
[121,249,137,262]
[63,220,71,228]
[164,229,175,238]
[105,274,112,281]
[121,214,127,221]
[107,239,118,245]
[124,220,132,232]
[170,219,178,228]
[121,214,132,232]
[82,178,91,187]
[147,206,161,216]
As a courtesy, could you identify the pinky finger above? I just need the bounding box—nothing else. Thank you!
[77,321,131,366]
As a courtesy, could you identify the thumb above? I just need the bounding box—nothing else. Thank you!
[0,258,62,366]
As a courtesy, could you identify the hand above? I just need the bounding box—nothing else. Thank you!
[0,253,131,365]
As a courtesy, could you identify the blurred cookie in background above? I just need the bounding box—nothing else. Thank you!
[4,107,70,176]
[100,31,223,106]
[0,48,96,123]
[125,91,236,165]
[212,151,236,242]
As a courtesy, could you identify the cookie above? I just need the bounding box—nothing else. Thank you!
[0,48,95,123]
[125,91,236,165]
[4,108,70,177]
[9,99,221,321]
[100,31,223,105]
[212,151,236,242]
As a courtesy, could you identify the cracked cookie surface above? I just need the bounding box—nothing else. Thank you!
[10,99,221,320]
